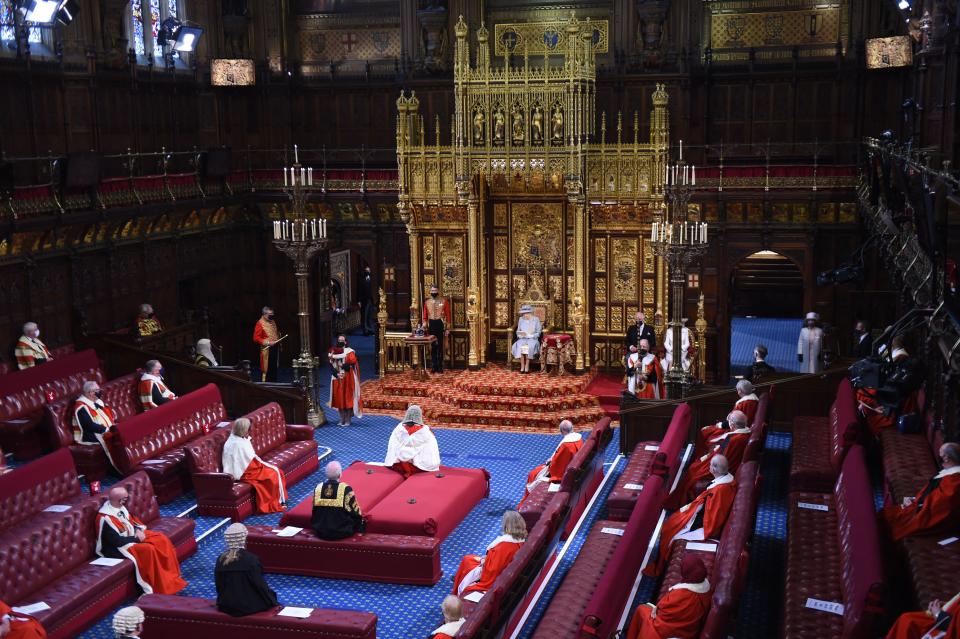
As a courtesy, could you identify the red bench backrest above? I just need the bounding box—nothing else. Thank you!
[244,402,288,456]
[0,349,103,421]
[0,448,82,531]
[829,378,860,476]
[111,384,227,473]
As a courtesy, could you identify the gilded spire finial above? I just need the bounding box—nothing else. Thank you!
[455,15,468,39]
[652,83,669,107]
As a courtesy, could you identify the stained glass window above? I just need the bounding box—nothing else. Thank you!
[131,0,145,55]
[148,0,160,55]
[1,0,42,43]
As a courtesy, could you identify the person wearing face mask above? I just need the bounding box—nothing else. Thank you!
[626,311,657,350]
[358,265,376,336]
[72,380,120,471]
[135,303,163,337]
[743,343,775,383]
[253,306,282,382]
[797,311,824,374]
[421,284,452,374]
[328,335,362,426]
[138,359,177,411]
[635,339,664,399]
[852,319,873,358]
[15,321,52,369]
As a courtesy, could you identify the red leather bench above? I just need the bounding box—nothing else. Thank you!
[280,462,490,539]
[137,594,377,639]
[783,445,885,639]
[0,470,194,639]
[184,402,318,520]
[607,404,692,521]
[458,494,569,638]
[245,524,442,585]
[519,417,613,533]
[790,378,860,493]
[41,372,140,481]
[0,344,75,377]
[111,383,228,503]
[878,397,942,505]
[0,448,94,533]
[0,349,103,459]
[539,454,671,638]
[655,461,762,639]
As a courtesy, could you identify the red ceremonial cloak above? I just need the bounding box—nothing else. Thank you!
[0,600,46,639]
[328,347,362,416]
[453,535,524,596]
[626,580,712,639]
[520,433,583,506]
[882,467,960,541]
[96,505,187,595]
[886,592,959,639]
[672,428,751,506]
[636,355,665,399]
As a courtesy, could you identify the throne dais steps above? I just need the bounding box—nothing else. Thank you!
[361,365,607,433]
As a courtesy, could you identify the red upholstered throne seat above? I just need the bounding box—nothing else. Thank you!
[137,594,377,639]
[0,470,194,639]
[184,402,318,521]
[789,379,860,493]
[41,372,140,481]
[111,383,228,503]
[0,349,104,460]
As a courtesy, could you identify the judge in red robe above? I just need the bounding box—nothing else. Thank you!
[328,335,362,427]
[886,592,959,639]
[453,510,527,598]
[384,405,441,478]
[430,595,466,639]
[635,339,665,400]
[671,410,751,508]
[628,555,712,639]
[221,418,286,514]
[519,419,582,506]
[96,486,187,595]
[0,600,46,639]
[883,443,960,541]
[697,381,759,457]
[644,455,736,578]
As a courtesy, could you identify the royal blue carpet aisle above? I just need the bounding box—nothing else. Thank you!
[730,317,804,378]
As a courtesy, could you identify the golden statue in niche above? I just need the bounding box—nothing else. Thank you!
[473,109,485,144]
[551,106,564,143]
[531,106,543,143]
[512,106,525,144]
[493,108,505,145]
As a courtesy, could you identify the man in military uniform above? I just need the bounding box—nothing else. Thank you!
[310,461,363,541]
[253,306,281,382]
[421,284,452,373]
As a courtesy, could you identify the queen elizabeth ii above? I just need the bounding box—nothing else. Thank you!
[511,304,543,373]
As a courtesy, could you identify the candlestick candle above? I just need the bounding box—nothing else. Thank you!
[294,144,299,164]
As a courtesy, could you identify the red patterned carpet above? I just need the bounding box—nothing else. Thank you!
[361,365,608,432]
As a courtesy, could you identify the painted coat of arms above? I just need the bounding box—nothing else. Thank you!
[372,31,391,54]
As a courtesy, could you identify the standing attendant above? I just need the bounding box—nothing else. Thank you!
[15,322,52,369]
[626,311,657,349]
[328,335,362,426]
[358,265,375,335]
[253,306,281,382]
[511,304,542,374]
[853,320,873,358]
[635,339,665,399]
[422,284,451,373]
[797,312,824,373]
[222,418,287,514]
[743,344,775,383]
[663,321,692,373]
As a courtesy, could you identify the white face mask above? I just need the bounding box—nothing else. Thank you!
[33,330,39,338]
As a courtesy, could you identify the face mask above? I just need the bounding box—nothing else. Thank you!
[431,292,438,298]
[338,341,346,347]
[158,368,165,377]
[34,330,39,338]
[267,314,274,320]
[639,349,648,356]
[95,390,103,399]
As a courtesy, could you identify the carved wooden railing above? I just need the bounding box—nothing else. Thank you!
[382,331,414,374]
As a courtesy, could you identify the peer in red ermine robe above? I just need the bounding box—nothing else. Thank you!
[222,432,287,514]
[697,394,758,457]
[856,387,895,435]
[96,502,187,595]
[635,353,665,400]
[886,592,959,639]
[0,600,47,638]
[628,555,712,639]
[519,430,582,506]
[671,428,751,507]
[430,619,465,639]
[644,472,736,578]
[882,466,960,541]
[452,534,524,598]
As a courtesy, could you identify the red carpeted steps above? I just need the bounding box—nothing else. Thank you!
[362,366,608,432]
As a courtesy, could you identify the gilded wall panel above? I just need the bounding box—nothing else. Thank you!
[439,235,464,295]
[494,19,609,56]
[422,236,434,270]
[595,278,606,302]
[610,306,623,333]
[495,275,509,299]
[495,302,509,327]
[612,238,638,301]
[594,238,606,272]
[494,236,508,269]
[595,306,607,332]
[549,276,563,300]
[643,239,655,273]
[707,3,843,50]
[643,280,655,306]
[494,203,507,227]
[513,275,526,297]
[511,203,563,270]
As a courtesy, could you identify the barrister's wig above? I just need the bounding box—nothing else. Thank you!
[112,606,144,637]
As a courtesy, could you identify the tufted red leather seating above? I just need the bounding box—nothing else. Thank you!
[607,403,692,521]
[183,402,318,520]
[790,379,859,493]
[783,445,885,639]
[878,400,942,505]
[111,383,228,503]
[137,594,377,639]
[0,345,76,377]
[656,461,761,639]
[244,524,442,585]
[901,535,960,609]
[458,493,569,638]
[0,470,195,639]
[0,448,93,534]
[41,372,140,481]
[519,417,613,533]
[0,349,103,460]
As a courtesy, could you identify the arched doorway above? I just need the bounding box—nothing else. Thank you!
[728,251,805,379]
[730,250,803,317]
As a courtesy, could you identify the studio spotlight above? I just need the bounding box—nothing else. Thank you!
[20,0,61,24]
[56,0,79,25]
[173,26,203,52]
[898,0,910,9]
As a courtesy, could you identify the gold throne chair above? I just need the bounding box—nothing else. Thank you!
[506,278,554,371]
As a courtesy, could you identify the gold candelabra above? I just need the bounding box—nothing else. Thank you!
[651,141,708,398]
[272,144,327,426]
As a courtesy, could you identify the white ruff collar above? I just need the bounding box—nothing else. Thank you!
[77,395,105,410]
[99,502,128,518]
[431,619,465,636]
[561,432,582,445]
[737,394,759,404]
[707,473,735,489]
[141,373,163,383]
[487,534,524,550]
[935,466,960,479]
[709,427,750,443]
[669,578,711,594]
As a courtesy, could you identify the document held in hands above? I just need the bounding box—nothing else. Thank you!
[277,606,313,618]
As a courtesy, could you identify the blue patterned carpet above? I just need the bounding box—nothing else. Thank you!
[730,317,804,378]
